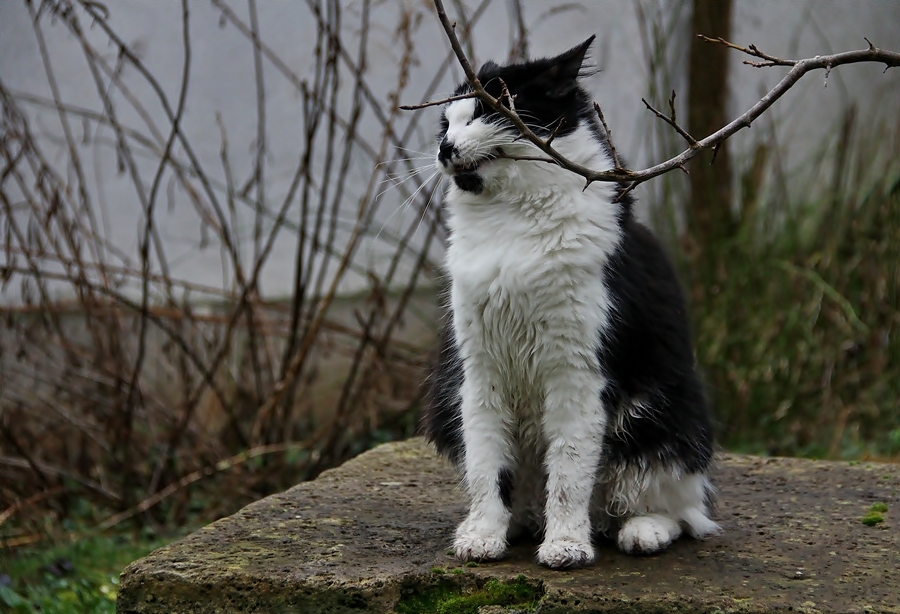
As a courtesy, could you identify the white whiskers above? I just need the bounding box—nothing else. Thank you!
[371,159,443,247]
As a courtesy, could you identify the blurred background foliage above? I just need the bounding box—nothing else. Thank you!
[649,2,900,459]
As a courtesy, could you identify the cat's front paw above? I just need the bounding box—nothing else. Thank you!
[453,532,507,562]
[536,540,595,569]
[454,517,507,562]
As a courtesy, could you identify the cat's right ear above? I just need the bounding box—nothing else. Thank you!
[535,35,595,98]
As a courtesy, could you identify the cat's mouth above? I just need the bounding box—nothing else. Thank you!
[453,161,480,174]
[450,148,504,175]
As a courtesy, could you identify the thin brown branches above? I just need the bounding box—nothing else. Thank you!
[592,103,623,171]
[697,35,794,68]
[399,91,479,110]
[416,0,900,195]
[1,0,445,535]
[641,91,700,149]
[96,442,308,531]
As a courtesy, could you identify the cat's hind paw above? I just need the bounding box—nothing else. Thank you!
[617,514,681,555]
[682,507,722,539]
[536,540,595,569]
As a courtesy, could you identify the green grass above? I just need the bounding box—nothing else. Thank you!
[0,530,188,614]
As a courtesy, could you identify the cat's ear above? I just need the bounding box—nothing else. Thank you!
[476,60,500,84]
[479,60,500,74]
[535,35,595,98]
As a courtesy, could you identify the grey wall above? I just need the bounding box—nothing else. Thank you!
[1,1,898,301]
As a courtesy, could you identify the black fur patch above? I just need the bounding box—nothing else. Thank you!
[473,36,595,140]
[498,467,514,510]
[597,216,714,474]
[422,292,465,465]
[453,172,484,193]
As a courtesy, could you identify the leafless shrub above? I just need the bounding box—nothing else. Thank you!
[0,0,502,542]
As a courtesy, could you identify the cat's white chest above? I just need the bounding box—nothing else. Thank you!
[446,195,617,403]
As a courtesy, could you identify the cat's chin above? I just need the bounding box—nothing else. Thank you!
[452,170,485,194]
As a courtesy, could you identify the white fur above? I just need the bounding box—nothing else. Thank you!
[439,100,718,567]
[596,465,722,545]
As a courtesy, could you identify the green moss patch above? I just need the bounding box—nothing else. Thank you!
[861,512,884,526]
[862,502,889,526]
[395,575,543,614]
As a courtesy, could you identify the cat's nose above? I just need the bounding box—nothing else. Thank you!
[438,137,454,165]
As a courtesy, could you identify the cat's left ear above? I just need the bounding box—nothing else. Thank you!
[536,35,595,98]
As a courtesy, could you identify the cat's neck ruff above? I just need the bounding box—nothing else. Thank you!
[444,123,623,257]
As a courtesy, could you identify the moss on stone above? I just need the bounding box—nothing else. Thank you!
[862,502,889,525]
[395,576,542,614]
[861,512,884,526]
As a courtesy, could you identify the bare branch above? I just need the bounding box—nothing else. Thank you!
[433,1,482,87]
[545,116,566,148]
[419,5,900,194]
[593,102,622,171]
[698,35,795,67]
[641,91,700,148]
[496,153,557,164]
[399,91,478,110]
[498,77,516,113]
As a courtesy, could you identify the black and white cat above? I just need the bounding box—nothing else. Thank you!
[423,36,721,569]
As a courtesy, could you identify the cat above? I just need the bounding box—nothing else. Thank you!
[422,35,721,569]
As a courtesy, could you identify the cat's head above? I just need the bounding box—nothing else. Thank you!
[436,36,597,195]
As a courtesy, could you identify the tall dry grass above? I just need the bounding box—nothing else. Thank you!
[632,2,900,459]
[690,116,900,458]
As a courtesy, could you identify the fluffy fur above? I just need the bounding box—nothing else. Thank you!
[423,36,721,569]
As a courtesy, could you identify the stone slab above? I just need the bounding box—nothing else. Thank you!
[118,438,900,613]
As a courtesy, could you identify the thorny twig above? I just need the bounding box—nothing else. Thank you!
[399,91,478,110]
[593,102,622,171]
[641,90,700,149]
[545,116,566,148]
[697,34,794,68]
